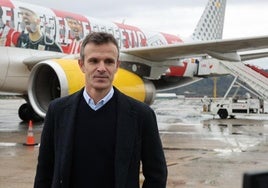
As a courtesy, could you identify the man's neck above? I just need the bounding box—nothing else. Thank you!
[86,87,112,105]
[29,31,42,42]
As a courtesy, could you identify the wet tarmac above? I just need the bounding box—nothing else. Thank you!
[0,98,268,188]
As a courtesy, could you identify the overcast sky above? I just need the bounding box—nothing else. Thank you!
[17,0,268,68]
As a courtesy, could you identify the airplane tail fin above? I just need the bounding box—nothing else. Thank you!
[191,0,227,41]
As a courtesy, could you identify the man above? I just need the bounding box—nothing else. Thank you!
[65,16,84,54]
[34,32,167,188]
[16,7,62,52]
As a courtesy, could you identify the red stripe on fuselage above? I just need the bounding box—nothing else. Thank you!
[160,32,183,44]
[0,0,14,7]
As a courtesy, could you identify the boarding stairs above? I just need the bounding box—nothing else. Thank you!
[220,61,268,101]
[246,64,268,78]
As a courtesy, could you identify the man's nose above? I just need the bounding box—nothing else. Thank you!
[97,61,106,71]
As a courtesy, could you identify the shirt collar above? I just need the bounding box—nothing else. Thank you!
[83,87,114,111]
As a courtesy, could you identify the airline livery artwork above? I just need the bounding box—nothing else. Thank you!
[0,0,183,54]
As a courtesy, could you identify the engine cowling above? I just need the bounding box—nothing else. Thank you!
[28,59,155,118]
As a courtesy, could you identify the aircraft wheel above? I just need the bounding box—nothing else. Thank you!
[218,109,228,119]
[18,103,43,122]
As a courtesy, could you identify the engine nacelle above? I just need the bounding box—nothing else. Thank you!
[28,59,155,118]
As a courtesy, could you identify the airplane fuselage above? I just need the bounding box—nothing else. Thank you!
[0,0,195,94]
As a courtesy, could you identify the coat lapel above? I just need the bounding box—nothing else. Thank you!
[114,90,138,188]
[58,89,83,186]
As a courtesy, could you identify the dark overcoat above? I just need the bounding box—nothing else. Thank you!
[34,87,167,188]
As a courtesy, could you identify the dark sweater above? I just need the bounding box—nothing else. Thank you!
[71,95,117,188]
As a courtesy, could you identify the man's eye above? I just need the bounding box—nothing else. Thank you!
[105,59,115,64]
[89,58,98,64]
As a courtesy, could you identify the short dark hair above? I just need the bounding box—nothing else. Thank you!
[80,32,119,60]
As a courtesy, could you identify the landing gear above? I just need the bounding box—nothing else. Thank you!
[18,103,43,122]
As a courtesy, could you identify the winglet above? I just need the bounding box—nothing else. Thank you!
[191,0,227,41]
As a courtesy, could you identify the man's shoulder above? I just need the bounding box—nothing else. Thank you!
[115,87,152,111]
[50,89,82,108]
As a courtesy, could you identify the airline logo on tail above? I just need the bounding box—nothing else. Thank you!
[191,0,226,41]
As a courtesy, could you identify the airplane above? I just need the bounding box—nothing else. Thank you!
[0,0,268,121]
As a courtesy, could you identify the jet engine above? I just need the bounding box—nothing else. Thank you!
[27,59,155,119]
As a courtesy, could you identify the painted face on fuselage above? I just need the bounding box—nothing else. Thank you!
[19,8,39,33]
[78,42,120,94]
[66,18,83,40]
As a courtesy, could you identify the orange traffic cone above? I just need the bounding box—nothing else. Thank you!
[23,120,38,146]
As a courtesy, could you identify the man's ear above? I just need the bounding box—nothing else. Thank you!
[78,59,85,73]
[78,59,81,66]
[116,60,121,68]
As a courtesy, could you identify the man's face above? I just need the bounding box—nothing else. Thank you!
[66,18,82,39]
[78,42,119,93]
[20,9,39,33]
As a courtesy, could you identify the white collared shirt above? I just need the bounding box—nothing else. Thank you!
[83,87,114,111]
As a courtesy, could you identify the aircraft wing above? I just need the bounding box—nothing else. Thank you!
[240,51,268,61]
[0,47,69,71]
[121,35,268,62]
[22,49,66,69]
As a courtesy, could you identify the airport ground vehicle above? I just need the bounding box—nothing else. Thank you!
[202,76,266,119]
[203,95,264,119]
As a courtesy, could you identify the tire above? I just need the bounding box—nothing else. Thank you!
[218,109,228,119]
[18,103,43,122]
